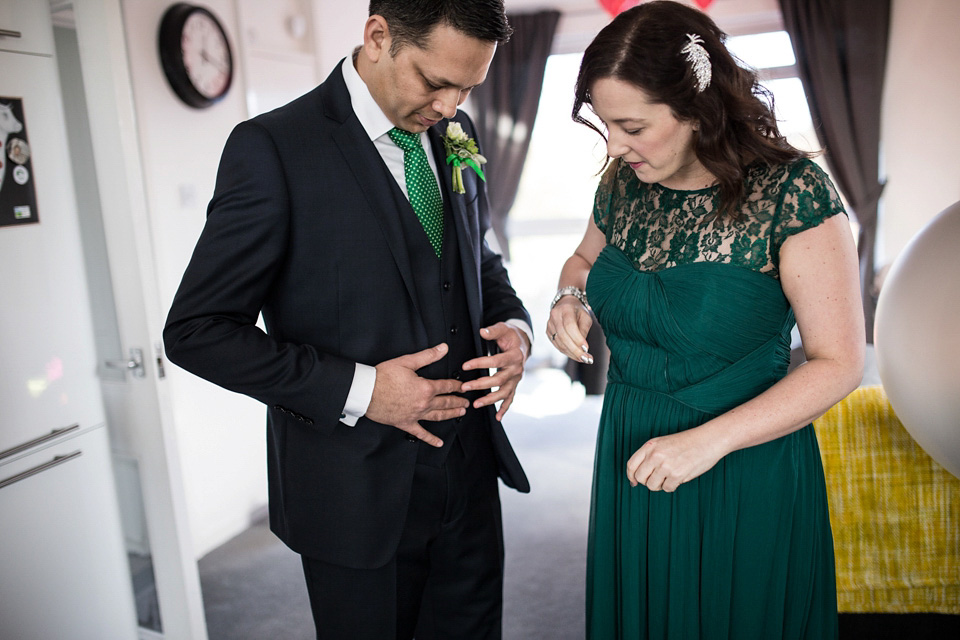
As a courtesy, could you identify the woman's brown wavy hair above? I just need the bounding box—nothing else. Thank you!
[573,0,811,217]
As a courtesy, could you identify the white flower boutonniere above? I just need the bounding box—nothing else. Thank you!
[442,122,487,194]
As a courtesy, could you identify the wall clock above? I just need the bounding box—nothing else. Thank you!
[158,3,234,108]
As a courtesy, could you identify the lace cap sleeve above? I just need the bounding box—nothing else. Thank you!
[771,159,847,264]
[592,159,622,234]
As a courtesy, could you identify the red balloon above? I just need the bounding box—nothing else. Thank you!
[598,0,711,18]
[598,0,639,17]
[598,0,622,16]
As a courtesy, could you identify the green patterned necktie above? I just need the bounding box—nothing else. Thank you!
[388,127,444,258]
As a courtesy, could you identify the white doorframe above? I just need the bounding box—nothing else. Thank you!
[70,0,207,637]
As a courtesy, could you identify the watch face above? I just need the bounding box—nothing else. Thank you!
[181,11,231,100]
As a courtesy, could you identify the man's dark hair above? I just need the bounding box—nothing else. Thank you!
[369,0,512,53]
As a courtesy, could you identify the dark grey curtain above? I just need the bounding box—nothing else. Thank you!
[470,10,561,260]
[779,0,891,341]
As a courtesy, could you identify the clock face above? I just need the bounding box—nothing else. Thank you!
[181,11,231,100]
[159,3,234,108]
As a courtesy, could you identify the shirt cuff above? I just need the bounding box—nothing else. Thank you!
[341,363,376,427]
[504,318,534,352]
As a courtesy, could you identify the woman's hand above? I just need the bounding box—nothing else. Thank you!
[547,296,594,364]
[547,217,606,364]
[626,427,726,492]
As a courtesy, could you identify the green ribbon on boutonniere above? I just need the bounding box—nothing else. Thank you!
[442,122,487,194]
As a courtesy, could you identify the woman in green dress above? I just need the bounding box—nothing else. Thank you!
[546,2,865,638]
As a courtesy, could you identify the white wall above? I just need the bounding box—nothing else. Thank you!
[119,0,265,558]
[312,0,367,77]
[880,0,960,265]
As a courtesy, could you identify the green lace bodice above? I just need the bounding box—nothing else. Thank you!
[592,157,846,280]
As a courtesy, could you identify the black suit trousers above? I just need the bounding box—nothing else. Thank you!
[301,433,504,640]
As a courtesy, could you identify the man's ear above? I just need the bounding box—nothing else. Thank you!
[362,15,391,63]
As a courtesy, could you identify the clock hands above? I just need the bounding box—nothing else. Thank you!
[201,49,229,74]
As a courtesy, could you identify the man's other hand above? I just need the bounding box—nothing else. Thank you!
[460,323,530,421]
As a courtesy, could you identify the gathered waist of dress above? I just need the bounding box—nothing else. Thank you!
[606,344,787,416]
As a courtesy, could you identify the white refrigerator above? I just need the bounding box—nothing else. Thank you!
[0,2,139,637]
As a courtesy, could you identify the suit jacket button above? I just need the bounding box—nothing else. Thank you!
[449,325,458,335]
[442,281,451,291]
[405,434,418,443]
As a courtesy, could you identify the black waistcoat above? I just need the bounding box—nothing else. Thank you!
[396,189,488,467]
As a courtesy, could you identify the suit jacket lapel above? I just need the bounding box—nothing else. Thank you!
[428,123,483,342]
[322,64,423,321]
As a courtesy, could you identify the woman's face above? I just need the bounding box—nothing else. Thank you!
[590,77,710,190]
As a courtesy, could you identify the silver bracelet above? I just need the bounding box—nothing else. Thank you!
[550,286,590,311]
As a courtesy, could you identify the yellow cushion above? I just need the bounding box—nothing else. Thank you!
[814,385,960,613]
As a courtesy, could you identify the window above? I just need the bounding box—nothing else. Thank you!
[726,31,819,153]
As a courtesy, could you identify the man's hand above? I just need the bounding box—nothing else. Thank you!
[366,343,468,447]
[460,322,530,421]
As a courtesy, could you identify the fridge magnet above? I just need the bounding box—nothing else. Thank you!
[1,97,40,227]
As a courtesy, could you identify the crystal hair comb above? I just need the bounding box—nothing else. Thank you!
[681,33,712,93]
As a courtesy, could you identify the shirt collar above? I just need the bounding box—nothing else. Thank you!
[341,53,397,142]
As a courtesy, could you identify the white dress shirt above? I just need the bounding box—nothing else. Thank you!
[338,55,532,426]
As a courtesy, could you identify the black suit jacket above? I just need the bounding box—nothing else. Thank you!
[164,62,530,569]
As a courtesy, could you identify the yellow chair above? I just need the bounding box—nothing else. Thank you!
[814,385,960,613]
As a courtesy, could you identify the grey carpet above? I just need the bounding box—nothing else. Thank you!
[198,370,601,639]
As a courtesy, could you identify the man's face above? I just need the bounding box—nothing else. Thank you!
[365,21,496,133]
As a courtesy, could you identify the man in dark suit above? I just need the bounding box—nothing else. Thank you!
[163,1,531,638]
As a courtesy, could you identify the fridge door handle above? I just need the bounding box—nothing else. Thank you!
[0,451,83,490]
[0,424,80,462]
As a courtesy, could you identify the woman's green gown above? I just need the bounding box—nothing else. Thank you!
[584,158,843,639]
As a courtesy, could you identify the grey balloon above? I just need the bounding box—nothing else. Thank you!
[875,200,960,479]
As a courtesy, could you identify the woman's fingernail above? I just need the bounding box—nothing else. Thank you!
[581,354,593,364]
[581,344,589,352]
